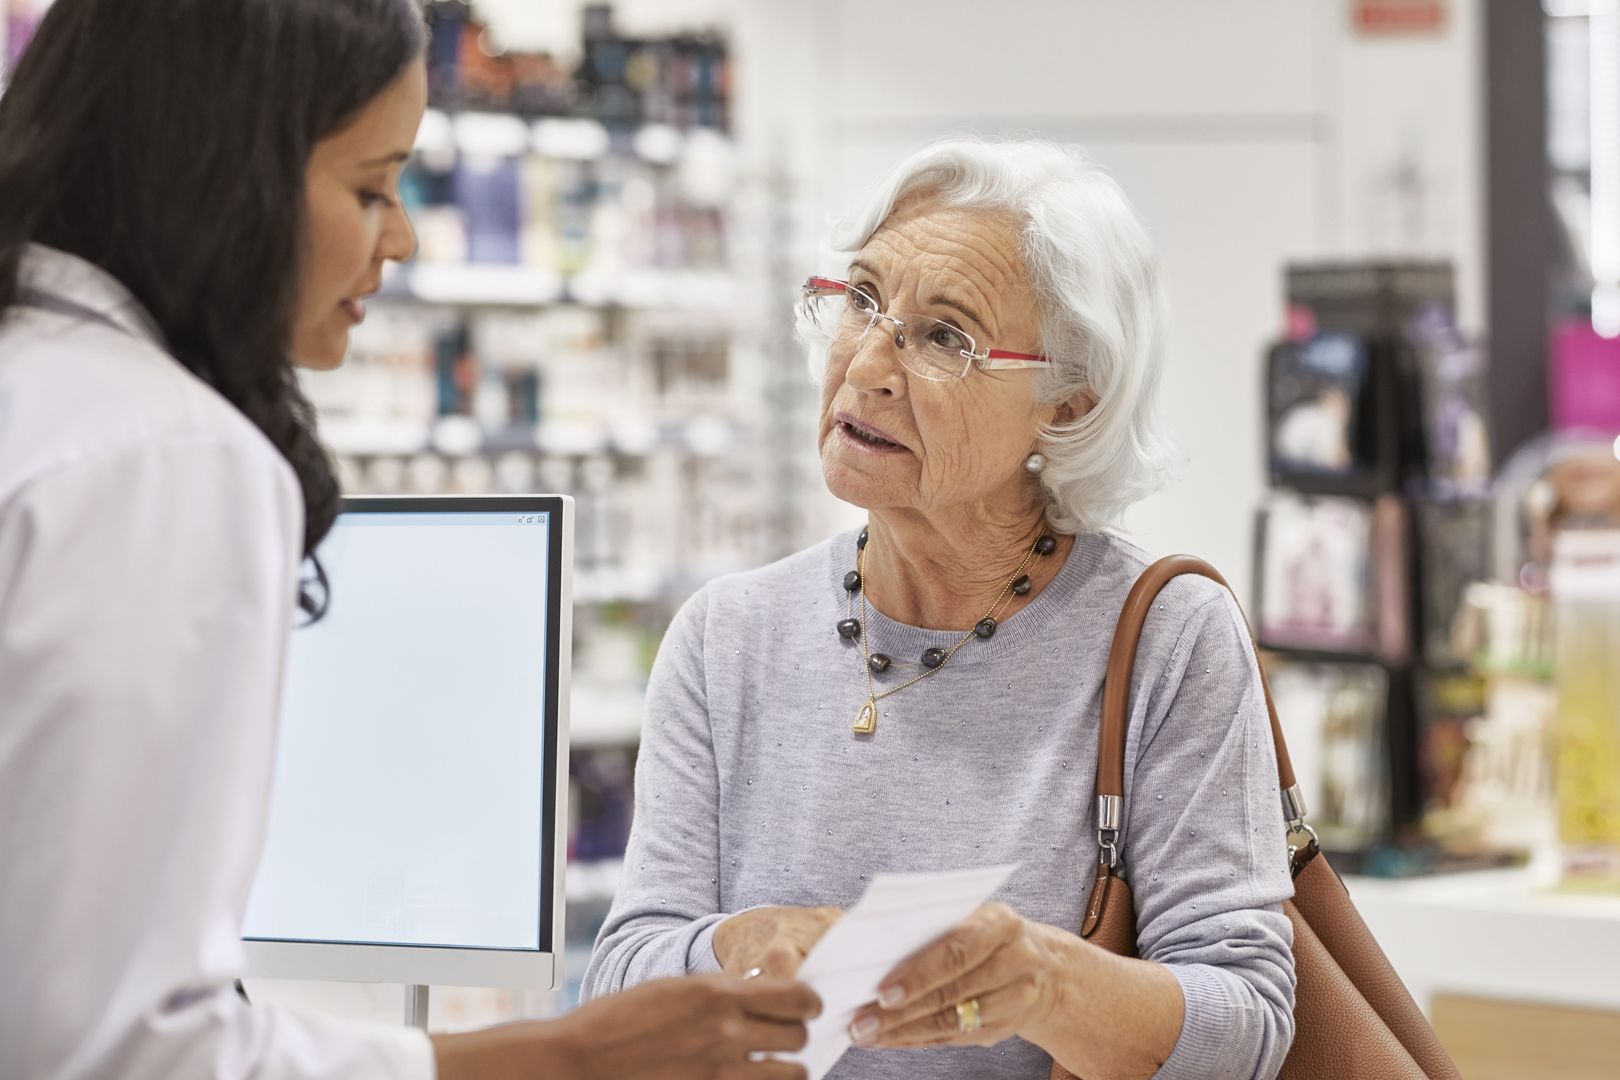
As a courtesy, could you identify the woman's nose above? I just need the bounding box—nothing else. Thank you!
[845,321,907,395]
[382,202,418,265]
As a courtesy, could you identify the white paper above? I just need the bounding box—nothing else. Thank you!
[780,864,1018,1080]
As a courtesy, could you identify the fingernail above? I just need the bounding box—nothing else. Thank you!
[878,984,905,1009]
[849,1016,881,1044]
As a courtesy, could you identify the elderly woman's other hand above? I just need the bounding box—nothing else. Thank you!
[846,902,1069,1050]
[713,905,843,978]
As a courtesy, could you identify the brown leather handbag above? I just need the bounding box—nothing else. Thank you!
[1052,556,1462,1080]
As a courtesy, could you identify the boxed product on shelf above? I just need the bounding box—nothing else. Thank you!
[405,3,740,301]
[1452,580,1555,679]
[1267,331,1369,480]
[1257,493,1374,651]
[1266,659,1393,851]
[402,133,733,283]
[575,4,730,132]
[423,1,730,130]
[1415,670,1486,840]
[1414,498,1493,669]
[331,443,766,599]
[321,303,740,454]
[1550,529,1620,891]
[1256,492,1413,657]
[1276,261,1461,498]
[1284,261,1456,343]
[453,157,525,265]
[1414,332,1492,498]
[1450,661,1556,857]
[1269,316,1489,505]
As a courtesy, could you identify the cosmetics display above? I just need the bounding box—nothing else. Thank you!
[1414,497,1493,668]
[424,1,730,130]
[1550,530,1620,891]
[297,9,798,1012]
[1259,261,1507,872]
[1264,659,1393,851]
[396,114,733,288]
[1439,576,1557,858]
[1266,333,1370,483]
[1256,489,1416,664]
[1415,333,1492,499]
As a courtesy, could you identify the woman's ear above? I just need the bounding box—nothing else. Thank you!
[1055,390,1100,426]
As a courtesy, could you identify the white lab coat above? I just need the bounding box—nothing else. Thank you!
[0,245,433,1079]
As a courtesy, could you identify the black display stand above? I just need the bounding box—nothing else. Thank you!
[1257,262,1487,867]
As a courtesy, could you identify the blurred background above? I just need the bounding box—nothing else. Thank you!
[6,1,1619,1074]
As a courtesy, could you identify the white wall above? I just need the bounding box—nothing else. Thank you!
[1327,0,1485,333]
[483,0,1487,604]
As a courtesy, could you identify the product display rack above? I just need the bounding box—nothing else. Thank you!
[301,4,821,1015]
[1256,261,1502,875]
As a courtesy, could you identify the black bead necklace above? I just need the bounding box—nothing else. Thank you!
[841,525,1057,735]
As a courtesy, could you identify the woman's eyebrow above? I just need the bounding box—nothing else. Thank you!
[847,258,881,280]
[360,150,412,167]
[848,258,988,332]
[928,295,987,334]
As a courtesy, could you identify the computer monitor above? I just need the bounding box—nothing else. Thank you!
[243,495,573,989]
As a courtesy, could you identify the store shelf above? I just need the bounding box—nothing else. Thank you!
[318,416,746,460]
[1258,642,1394,667]
[416,108,730,165]
[377,262,738,312]
[566,859,625,905]
[574,568,671,606]
[1344,865,1620,1014]
[386,263,563,307]
[569,685,643,747]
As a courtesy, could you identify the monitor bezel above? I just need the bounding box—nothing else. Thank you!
[243,494,573,989]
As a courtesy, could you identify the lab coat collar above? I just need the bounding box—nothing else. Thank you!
[17,243,168,349]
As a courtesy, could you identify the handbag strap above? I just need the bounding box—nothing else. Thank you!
[1093,555,1312,870]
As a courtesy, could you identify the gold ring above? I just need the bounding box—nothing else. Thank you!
[954,997,982,1034]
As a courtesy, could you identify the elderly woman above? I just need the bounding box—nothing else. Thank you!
[583,138,1295,1080]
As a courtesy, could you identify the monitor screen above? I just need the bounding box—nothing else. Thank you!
[244,501,563,954]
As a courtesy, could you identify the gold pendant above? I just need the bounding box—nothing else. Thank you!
[853,698,877,734]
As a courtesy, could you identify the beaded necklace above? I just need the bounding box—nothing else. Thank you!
[837,525,1058,735]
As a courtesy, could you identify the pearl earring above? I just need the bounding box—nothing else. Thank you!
[1025,453,1046,475]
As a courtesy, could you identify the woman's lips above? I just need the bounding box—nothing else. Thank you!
[340,298,366,324]
[836,412,904,444]
[835,418,906,455]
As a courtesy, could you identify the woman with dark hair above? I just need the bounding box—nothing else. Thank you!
[0,2,816,1078]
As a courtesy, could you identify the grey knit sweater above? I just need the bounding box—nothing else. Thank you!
[583,529,1296,1079]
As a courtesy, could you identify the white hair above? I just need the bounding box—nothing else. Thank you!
[829,136,1179,534]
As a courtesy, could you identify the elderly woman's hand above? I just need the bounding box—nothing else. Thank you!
[847,902,1073,1050]
[712,905,843,979]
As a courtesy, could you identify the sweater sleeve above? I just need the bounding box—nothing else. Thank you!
[1120,586,1297,1080]
[581,587,729,998]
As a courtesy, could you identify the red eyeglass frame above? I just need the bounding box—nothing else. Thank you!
[803,276,1050,373]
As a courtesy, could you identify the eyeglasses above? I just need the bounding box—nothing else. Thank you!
[798,277,1050,383]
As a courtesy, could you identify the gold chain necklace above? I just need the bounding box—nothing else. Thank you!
[848,530,1054,735]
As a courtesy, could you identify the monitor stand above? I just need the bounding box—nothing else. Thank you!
[405,984,430,1030]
